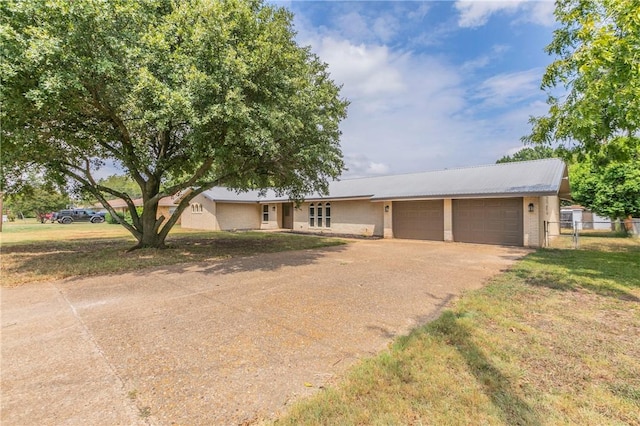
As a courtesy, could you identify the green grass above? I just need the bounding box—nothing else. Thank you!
[276,237,640,425]
[0,220,345,286]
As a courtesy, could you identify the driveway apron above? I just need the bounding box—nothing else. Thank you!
[1,239,529,425]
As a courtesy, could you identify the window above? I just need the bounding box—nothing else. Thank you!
[191,203,203,213]
[309,202,332,228]
[263,205,269,222]
[325,203,331,227]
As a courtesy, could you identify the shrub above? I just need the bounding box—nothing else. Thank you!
[105,212,124,225]
[106,207,143,225]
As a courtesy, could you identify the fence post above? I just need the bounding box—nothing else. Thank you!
[574,221,580,249]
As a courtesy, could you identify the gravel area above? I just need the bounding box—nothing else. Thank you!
[1,239,529,425]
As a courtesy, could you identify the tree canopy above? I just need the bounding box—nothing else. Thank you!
[524,0,639,161]
[1,0,348,248]
[3,181,70,220]
[496,146,559,164]
[570,157,640,220]
[78,174,143,206]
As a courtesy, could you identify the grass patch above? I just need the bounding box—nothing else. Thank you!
[276,238,640,425]
[1,220,345,286]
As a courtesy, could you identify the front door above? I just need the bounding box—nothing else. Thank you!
[281,203,294,229]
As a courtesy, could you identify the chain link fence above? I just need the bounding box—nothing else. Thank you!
[544,219,639,249]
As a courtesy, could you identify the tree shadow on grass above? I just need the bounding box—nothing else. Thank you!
[2,234,347,285]
[427,311,542,426]
[134,243,348,278]
[517,248,640,302]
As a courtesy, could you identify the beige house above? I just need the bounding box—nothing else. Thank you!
[180,159,571,248]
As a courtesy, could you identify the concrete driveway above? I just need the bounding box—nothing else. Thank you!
[1,239,529,425]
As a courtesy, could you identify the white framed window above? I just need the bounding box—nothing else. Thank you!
[309,203,315,227]
[325,203,331,227]
[191,203,203,213]
[262,204,269,222]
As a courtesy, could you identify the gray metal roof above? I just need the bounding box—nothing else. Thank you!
[201,187,266,203]
[201,158,570,203]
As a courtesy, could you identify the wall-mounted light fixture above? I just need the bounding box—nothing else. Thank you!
[384,205,390,212]
[528,203,535,213]
[272,206,276,211]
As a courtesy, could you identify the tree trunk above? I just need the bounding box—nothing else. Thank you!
[129,197,166,250]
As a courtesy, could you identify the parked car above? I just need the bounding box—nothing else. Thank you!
[56,209,106,224]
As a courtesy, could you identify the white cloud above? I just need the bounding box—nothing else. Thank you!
[314,37,407,100]
[372,14,400,43]
[304,35,549,176]
[527,1,556,26]
[407,3,431,21]
[461,44,510,72]
[455,0,555,28]
[291,4,552,176]
[344,154,390,178]
[474,69,542,107]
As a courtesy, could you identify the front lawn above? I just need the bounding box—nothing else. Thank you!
[276,237,640,425]
[0,220,345,286]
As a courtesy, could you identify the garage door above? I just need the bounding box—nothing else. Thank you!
[453,198,523,246]
[393,200,444,240]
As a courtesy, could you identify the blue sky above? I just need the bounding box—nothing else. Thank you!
[272,0,558,177]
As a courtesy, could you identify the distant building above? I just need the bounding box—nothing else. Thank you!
[560,205,611,230]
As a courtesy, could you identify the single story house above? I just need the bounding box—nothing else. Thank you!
[180,158,571,247]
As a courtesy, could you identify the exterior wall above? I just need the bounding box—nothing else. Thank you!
[180,196,260,231]
[538,195,561,246]
[158,205,180,224]
[293,200,384,237]
[523,196,540,247]
[259,203,280,230]
[592,212,612,230]
[216,203,261,230]
[383,202,393,238]
[180,194,219,230]
[443,199,453,242]
[523,196,560,248]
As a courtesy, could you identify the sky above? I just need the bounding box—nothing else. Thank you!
[271,0,559,178]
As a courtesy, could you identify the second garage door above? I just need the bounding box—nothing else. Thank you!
[393,200,444,240]
[453,198,523,246]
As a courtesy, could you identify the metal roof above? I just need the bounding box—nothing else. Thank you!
[201,158,570,203]
[201,187,266,203]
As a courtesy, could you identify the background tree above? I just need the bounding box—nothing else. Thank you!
[570,157,640,220]
[496,146,559,164]
[524,0,639,160]
[523,0,639,219]
[78,174,143,206]
[4,182,70,220]
[1,0,348,249]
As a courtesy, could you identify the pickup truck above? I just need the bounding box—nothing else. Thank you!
[55,209,106,224]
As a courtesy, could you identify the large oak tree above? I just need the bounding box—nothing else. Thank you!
[1,0,348,248]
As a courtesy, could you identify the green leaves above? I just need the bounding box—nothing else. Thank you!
[525,0,640,160]
[570,157,640,219]
[2,0,348,248]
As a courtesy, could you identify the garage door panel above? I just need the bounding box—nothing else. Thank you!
[393,201,444,241]
[453,198,523,246]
